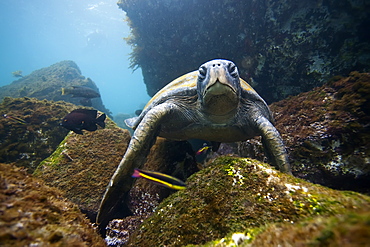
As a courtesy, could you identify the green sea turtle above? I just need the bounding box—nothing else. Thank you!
[97,59,291,229]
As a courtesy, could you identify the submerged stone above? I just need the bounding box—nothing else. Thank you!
[270,71,370,193]
[0,60,111,117]
[0,163,106,246]
[123,157,370,246]
[34,117,131,221]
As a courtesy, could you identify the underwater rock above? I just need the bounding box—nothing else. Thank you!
[0,60,111,117]
[0,163,106,246]
[0,97,77,172]
[123,157,370,246]
[270,71,370,193]
[34,118,131,222]
[118,0,369,103]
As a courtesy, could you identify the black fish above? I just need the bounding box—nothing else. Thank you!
[61,109,106,134]
[61,86,100,99]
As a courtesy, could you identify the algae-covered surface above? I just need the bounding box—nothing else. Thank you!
[0,162,106,246]
[126,157,370,246]
[34,118,131,220]
[270,72,370,192]
[242,211,370,246]
[0,97,76,172]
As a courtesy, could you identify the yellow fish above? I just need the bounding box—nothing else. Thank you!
[132,169,186,190]
[196,145,212,155]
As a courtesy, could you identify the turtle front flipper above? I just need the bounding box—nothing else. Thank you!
[255,115,292,175]
[96,103,172,230]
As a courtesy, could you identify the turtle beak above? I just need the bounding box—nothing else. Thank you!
[197,59,240,117]
[204,65,237,96]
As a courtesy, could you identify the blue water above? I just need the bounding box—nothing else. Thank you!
[0,0,151,115]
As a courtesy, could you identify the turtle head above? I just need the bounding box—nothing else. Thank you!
[197,59,241,116]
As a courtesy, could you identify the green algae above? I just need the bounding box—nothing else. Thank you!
[199,211,370,246]
[126,156,370,246]
[33,136,69,176]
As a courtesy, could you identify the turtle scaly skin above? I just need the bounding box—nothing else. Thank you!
[97,59,291,229]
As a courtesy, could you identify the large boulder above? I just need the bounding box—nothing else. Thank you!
[1,60,111,116]
[118,156,370,246]
[271,71,370,193]
[118,0,369,104]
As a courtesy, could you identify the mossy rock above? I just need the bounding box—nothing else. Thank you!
[270,71,370,193]
[201,211,370,246]
[0,97,77,172]
[0,163,106,246]
[125,157,370,246]
[34,117,131,220]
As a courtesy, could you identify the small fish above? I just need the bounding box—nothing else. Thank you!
[11,70,23,78]
[196,145,212,155]
[132,169,186,190]
[61,109,106,135]
[3,114,27,124]
[61,86,100,99]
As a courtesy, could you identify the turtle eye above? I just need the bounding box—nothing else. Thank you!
[228,63,238,78]
[198,66,207,79]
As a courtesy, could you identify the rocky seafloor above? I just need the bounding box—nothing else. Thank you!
[0,162,106,246]
[0,72,369,246]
